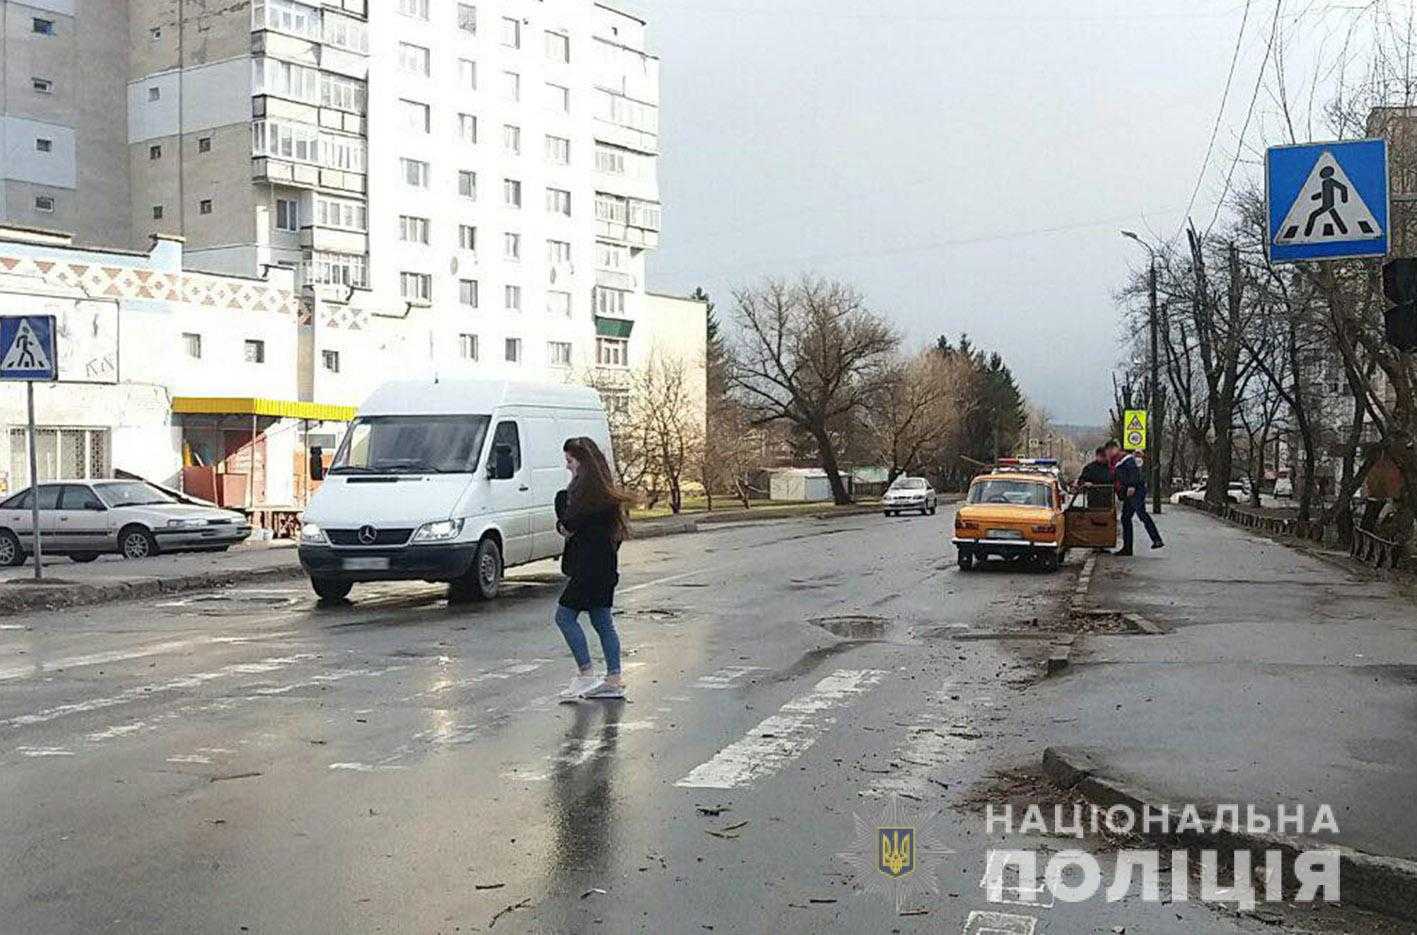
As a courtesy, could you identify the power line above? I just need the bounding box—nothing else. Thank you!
[1206,0,1286,235]
[1179,0,1255,239]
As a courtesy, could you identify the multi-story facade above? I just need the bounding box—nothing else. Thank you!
[0,0,665,406]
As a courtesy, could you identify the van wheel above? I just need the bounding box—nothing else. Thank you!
[451,536,502,602]
[311,578,352,602]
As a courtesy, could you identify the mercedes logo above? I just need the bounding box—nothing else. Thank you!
[357,525,378,545]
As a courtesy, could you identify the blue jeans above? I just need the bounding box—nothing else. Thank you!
[554,605,621,675]
[1121,491,1162,550]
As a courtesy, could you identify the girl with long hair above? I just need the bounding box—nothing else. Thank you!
[553,436,632,700]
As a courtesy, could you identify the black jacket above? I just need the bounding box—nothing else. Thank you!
[1078,461,1112,486]
[555,489,621,610]
[1114,455,1146,496]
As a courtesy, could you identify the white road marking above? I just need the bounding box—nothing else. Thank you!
[329,761,406,773]
[0,632,297,682]
[501,719,659,782]
[402,658,557,702]
[15,746,74,757]
[675,669,886,789]
[862,680,977,799]
[962,910,1038,935]
[3,653,317,728]
[693,665,766,690]
[618,570,704,594]
[166,754,212,765]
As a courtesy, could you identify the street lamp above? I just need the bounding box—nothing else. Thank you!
[1121,231,1163,515]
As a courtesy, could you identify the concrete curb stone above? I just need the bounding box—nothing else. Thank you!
[1042,745,1417,922]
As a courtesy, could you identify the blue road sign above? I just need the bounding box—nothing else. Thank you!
[1266,138,1389,263]
[0,315,58,381]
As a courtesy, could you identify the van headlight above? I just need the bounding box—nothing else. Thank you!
[413,519,464,542]
[301,522,328,544]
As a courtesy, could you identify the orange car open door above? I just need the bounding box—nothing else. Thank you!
[1063,483,1117,550]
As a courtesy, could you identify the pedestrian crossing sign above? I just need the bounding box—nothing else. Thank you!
[1123,410,1147,452]
[0,316,57,382]
[1266,139,1389,263]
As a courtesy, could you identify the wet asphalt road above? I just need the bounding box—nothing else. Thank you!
[0,510,1378,934]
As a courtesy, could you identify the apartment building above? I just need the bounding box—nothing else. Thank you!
[0,0,666,407]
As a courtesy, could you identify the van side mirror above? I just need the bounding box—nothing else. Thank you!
[489,445,515,480]
[309,446,325,481]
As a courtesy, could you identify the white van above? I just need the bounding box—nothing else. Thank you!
[298,379,613,602]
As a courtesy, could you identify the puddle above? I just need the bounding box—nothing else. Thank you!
[809,614,889,640]
[622,608,682,622]
[159,591,303,616]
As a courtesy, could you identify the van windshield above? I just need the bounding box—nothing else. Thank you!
[330,415,492,474]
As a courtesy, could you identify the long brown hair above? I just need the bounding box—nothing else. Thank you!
[564,436,632,541]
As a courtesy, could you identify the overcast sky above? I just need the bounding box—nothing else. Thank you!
[622,0,1375,424]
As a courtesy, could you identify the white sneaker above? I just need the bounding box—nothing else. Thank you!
[582,679,626,700]
[558,675,598,703]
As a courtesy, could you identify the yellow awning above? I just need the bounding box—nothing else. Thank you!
[171,397,357,422]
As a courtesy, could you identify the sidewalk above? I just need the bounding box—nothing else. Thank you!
[1025,508,1417,907]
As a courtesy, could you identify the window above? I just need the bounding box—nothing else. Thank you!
[458,170,477,199]
[459,333,478,360]
[9,428,111,485]
[254,58,320,103]
[398,215,430,244]
[504,285,522,310]
[32,78,52,94]
[503,179,522,208]
[253,0,321,40]
[199,199,213,215]
[317,197,367,231]
[148,86,161,102]
[458,58,477,90]
[399,42,431,77]
[182,333,202,358]
[547,290,572,317]
[504,232,521,260]
[545,83,570,113]
[35,139,52,153]
[198,136,212,153]
[595,194,627,224]
[491,420,522,470]
[503,124,521,155]
[596,337,628,368]
[458,3,477,33]
[595,145,626,175]
[398,0,429,19]
[307,250,368,288]
[501,71,521,103]
[547,240,572,265]
[149,144,162,160]
[459,279,479,307]
[596,242,628,269]
[457,113,478,144]
[322,12,369,53]
[548,341,572,367]
[244,339,266,364]
[322,350,340,373]
[545,31,570,64]
[321,73,366,113]
[152,205,164,220]
[545,135,570,165]
[545,188,571,217]
[402,158,430,188]
[34,195,54,213]
[400,99,431,134]
[504,338,522,363]
[458,225,477,251]
[32,18,54,35]
[594,286,627,317]
[501,16,521,48]
[276,198,299,232]
[401,272,433,302]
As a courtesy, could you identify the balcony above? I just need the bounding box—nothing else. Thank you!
[299,225,367,255]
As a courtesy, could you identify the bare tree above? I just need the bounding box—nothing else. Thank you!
[867,350,963,483]
[730,278,899,505]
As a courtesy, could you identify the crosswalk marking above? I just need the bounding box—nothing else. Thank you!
[693,665,765,690]
[0,632,296,682]
[675,669,885,789]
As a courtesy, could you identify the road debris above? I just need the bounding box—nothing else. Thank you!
[488,896,531,928]
[209,771,261,783]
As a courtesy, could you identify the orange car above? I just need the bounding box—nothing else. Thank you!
[952,462,1115,571]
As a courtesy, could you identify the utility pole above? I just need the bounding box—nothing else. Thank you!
[1122,231,1163,514]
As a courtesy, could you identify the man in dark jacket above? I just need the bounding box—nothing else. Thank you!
[1078,447,1113,486]
[1115,450,1163,555]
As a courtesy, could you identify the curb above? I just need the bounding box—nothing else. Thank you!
[0,564,306,617]
[1067,552,1170,635]
[1041,746,1417,922]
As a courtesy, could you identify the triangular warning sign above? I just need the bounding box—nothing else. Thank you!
[1,319,52,373]
[1126,412,1144,431]
[1275,151,1382,244]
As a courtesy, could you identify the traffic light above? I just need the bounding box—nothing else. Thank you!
[1381,259,1417,352]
